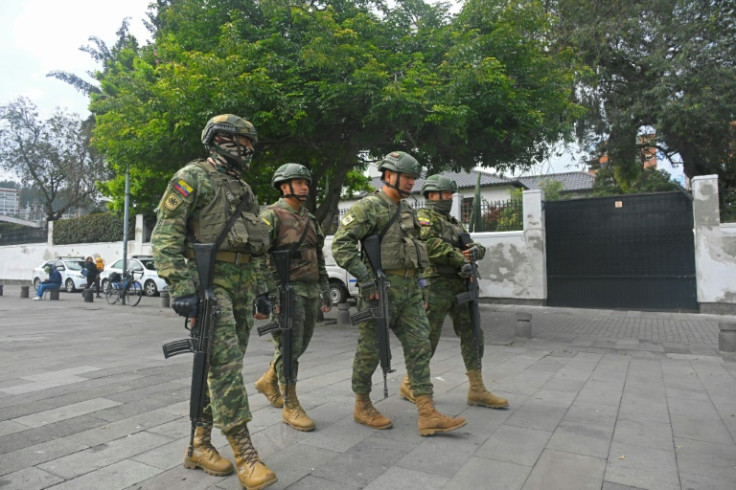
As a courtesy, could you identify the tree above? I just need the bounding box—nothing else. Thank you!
[0,97,109,224]
[592,166,682,196]
[552,0,736,211]
[84,0,583,229]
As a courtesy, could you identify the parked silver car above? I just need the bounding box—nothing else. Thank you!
[100,256,168,297]
[31,257,87,292]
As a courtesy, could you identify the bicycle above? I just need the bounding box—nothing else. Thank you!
[105,271,143,306]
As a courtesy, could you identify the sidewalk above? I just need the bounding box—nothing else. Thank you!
[0,286,734,489]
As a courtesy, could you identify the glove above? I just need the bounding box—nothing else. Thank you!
[358,280,377,301]
[320,290,332,309]
[466,245,481,262]
[459,263,474,279]
[172,294,199,318]
[253,293,273,317]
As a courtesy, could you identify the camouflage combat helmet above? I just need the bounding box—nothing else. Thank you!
[272,163,312,201]
[377,151,421,178]
[271,163,313,191]
[422,174,458,197]
[201,114,258,171]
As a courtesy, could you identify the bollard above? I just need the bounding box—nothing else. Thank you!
[719,322,736,353]
[20,285,30,298]
[337,302,351,326]
[0,284,3,296]
[515,312,532,338]
[160,291,170,308]
[83,289,94,303]
[49,289,60,300]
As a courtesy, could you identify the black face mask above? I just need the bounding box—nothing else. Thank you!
[427,199,453,215]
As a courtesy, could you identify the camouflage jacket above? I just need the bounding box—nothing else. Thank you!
[260,198,329,297]
[332,189,427,283]
[151,159,267,298]
[417,206,486,277]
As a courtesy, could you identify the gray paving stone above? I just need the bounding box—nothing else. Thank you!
[0,414,106,455]
[362,465,448,490]
[310,435,414,487]
[11,397,122,428]
[612,418,674,450]
[396,431,480,477]
[576,379,625,407]
[546,421,613,459]
[670,413,735,445]
[67,406,182,447]
[287,474,361,490]
[37,430,173,479]
[504,401,568,432]
[445,457,530,490]
[476,425,551,466]
[605,441,679,490]
[522,449,605,490]
[0,466,64,490]
[0,437,89,477]
[674,436,736,485]
[45,459,162,490]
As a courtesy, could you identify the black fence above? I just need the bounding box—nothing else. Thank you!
[332,198,523,232]
[0,227,46,246]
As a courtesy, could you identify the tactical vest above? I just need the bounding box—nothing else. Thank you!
[371,195,429,270]
[189,161,269,255]
[269,204,320,282]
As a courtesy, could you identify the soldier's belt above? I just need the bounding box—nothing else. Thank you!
[384,268,415,278]
[186,249,251,264]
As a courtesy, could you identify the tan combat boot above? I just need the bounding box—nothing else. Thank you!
[255,363,283,408]
[399,373,416,404]
[183,425,234,476]
[467,370,509,409]
[354,394,393,429]
[415,394,467,436]
[226,424,277,490]
[281,384,315,432]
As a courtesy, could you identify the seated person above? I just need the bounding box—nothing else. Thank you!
[34,265,61,300]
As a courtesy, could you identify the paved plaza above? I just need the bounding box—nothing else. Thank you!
[0,285,735,489]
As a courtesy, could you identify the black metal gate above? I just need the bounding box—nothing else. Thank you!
[545,192,697,311]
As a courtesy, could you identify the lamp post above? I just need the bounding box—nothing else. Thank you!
[121,165,130,304]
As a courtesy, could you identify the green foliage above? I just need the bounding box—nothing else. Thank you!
[538,179,563,201]
[495,188,523,231]
[53,213,130,245]
[553,0,736,207]
[592,166,681,197]
[80,0,583,229]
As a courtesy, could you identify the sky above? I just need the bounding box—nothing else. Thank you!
[0,0,152,119]
[0,0,683,184]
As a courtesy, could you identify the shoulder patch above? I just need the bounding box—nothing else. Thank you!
[173,179,193,197]
[162,190,184,212]
[418,217,431,226]
[341,214,356,226]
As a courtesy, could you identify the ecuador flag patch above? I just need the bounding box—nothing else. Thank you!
[173,179,193,197]
[418,217,431,226]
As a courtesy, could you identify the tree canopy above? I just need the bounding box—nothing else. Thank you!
[85,0,583,227]
[553,0,736,211]
[0,98,109,224]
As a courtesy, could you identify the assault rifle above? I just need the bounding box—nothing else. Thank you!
[454,232,483,358]
[350,234,394,399]
[256,250,294,405]
[161,243,218,458]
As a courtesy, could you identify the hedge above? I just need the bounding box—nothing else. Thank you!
[53,213,132,245]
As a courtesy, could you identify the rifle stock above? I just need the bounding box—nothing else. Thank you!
[454,232,482,358]
[351,234,393,399]
[161,242,218,458]
[257,250,294,404]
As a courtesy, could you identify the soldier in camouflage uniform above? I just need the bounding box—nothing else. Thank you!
[332,151,467,436]
[254,163,331,432]
[399,174,508,409]
[151,114,277,490]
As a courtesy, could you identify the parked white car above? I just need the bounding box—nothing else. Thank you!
[100,256,169,297]
[31,257,88,292]
[323,235,358,304]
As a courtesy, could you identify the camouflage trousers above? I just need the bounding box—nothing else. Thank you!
[353,274,433,396]
[269,292,319,384]
[425,276,483,371]
[189,260,258,435]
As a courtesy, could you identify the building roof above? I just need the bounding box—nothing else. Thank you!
[515,171,595,192]
[369,169,517,192]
